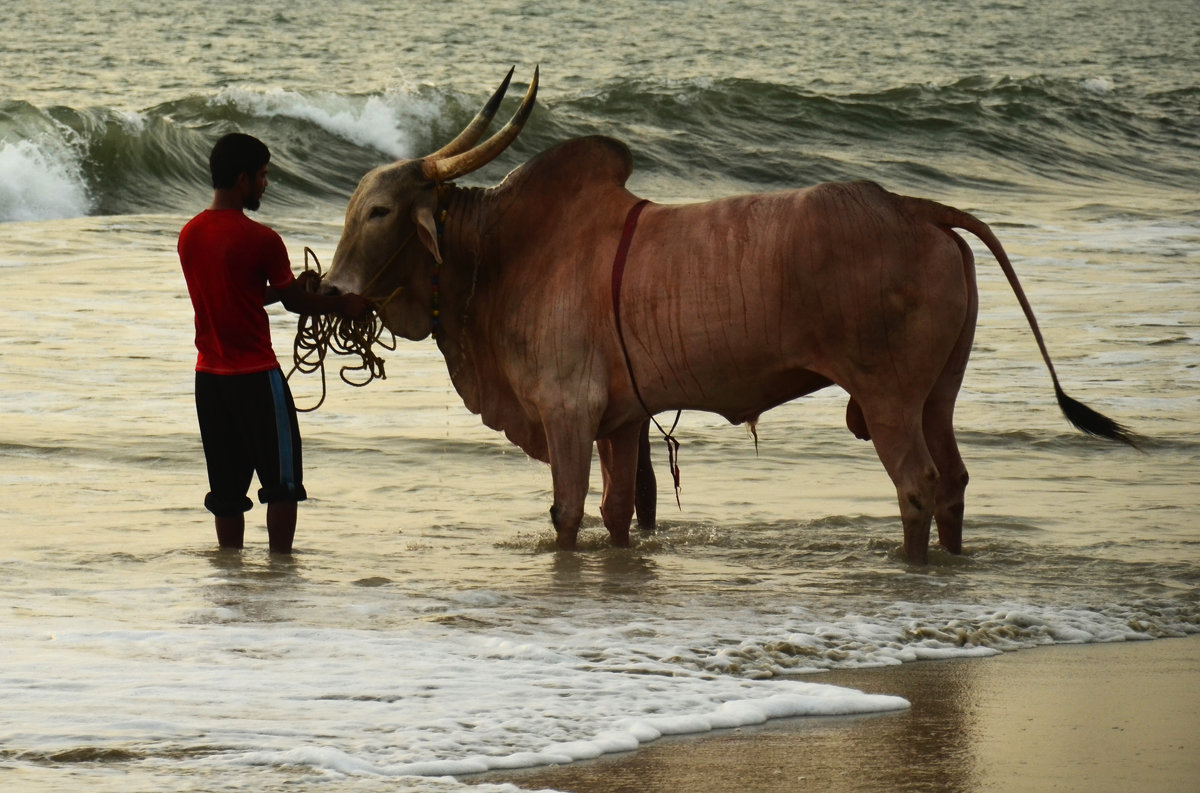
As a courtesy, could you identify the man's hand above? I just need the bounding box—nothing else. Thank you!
[337,293,372,322]
[295,269,322,293]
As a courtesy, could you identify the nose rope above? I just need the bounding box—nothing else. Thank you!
[286,247,397,412]
[360,229,416,311]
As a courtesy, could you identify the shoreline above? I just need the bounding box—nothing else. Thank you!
[471,635,1200,793]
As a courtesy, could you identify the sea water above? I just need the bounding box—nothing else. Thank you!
[1,1,1197,791]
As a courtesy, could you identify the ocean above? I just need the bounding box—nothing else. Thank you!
[1,1,1197,791]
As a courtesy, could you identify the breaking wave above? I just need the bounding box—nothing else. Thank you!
[2,74,1196,221]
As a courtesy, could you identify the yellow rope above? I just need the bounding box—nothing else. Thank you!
[286,247,397,412]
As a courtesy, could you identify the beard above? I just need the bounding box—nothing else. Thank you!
[242,194,261,211]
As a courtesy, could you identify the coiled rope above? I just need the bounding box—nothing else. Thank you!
[286,247,397,412]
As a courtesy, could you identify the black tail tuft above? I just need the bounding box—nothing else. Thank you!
[1054,385,1140,448]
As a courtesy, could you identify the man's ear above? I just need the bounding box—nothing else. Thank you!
[412,200,443,265]
[231,171,254,200]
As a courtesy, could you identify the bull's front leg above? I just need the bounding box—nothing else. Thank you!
[545,421,595,551]
[596,422,643,547]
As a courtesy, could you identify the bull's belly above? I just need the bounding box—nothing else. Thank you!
[638,365,835,425]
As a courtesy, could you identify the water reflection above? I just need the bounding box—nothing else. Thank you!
[549,546,662,597]
[201,548,308,624]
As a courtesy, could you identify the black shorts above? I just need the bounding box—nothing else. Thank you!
[195,369,307,516]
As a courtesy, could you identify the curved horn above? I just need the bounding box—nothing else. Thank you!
[423,67,514,161]
[421,66,539,183]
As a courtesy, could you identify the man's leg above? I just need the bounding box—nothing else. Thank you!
[197,372,254,550]
[256,370,306,554]
[215,513,246,549]
[266,500,297,554]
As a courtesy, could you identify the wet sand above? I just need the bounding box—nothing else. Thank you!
[472,635,1200,793]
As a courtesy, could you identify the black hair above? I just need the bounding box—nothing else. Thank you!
[208,133,271,189]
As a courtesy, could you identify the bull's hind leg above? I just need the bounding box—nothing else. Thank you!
[924,396,968,554]
[924,229,979,555]
[596,422,641,547]
[858,399,940,565]
[922,334,975,555]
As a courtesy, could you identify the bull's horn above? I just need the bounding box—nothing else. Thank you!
[420,66,538,183]
[423,67,514,161]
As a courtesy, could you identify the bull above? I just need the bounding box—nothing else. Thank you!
[322,68,1134,565]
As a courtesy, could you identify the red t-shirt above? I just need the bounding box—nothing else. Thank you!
[178,209,295,374]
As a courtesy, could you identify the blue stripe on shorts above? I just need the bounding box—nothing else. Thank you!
[267,368,296,490]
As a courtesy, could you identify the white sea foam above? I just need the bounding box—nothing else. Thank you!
[0,620,908,786]
[1,572,1185,790]
[0,137,92,222]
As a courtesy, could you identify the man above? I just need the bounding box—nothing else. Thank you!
[179,132,369,554]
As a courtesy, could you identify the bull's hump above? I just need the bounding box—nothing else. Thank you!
[501,136,634,195]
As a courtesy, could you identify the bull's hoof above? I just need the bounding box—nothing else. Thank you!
[550,504,579,550]
[903,545,930,566]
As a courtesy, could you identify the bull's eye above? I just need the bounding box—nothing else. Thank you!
[368,206,391,220]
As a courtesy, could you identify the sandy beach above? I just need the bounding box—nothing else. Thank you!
[472,635,1200,793]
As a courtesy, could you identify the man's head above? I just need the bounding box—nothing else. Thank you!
[209,133,270,210]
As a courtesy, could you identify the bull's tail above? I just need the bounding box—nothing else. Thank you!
[901,196,1138,447]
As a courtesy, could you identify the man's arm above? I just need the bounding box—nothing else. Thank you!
[270,275,371,321]
[263,270,316,307]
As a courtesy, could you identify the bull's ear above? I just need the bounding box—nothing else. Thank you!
[413,203,443,264]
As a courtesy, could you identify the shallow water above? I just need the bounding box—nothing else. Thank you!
[2,1,1198,791]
